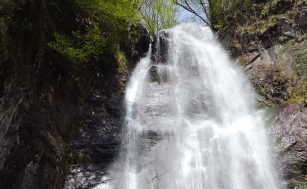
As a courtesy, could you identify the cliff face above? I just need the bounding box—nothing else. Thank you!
[218,0,307,188]
[0,56,87,189]
[220,0,307,57]
[0,24,151,189]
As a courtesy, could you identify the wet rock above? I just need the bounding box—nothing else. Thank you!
[0,61,86,189]
[63,68,126,188]
[129,24,152,68]
[0,22,146,188]
[64,164,110,189]
[151,30,170,63]
[269,103,307,188]
[62,25,151,188]
[150,66,160,83]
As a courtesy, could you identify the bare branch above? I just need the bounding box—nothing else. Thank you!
[174,0,213,28]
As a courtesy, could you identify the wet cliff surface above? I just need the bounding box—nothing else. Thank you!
[248,48,307,187]
[0,58,89,189]
[218,0,307,187]
[0,23,151,189]
[269,104,307,188]
[1,0,306,188]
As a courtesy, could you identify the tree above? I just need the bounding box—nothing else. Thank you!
[139,0,178,35]
[48,0,142,65]
[174,0,221,30]
[174,0,251,31]
[0,0,143,67]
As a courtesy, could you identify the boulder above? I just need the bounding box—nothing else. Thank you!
[269,103,307,188]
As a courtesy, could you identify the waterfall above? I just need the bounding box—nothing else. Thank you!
[95,23,280,189]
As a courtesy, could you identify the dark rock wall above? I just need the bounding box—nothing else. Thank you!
[151,30,170,63]
[63,24,151,189]
[0,55,100,189]
[0,24,151,189]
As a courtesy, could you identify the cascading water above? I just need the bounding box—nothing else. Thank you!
[95,23,281,189]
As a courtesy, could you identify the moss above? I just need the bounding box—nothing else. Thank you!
[273,45,285,62]
[234,14,280,41]
[276,137,283,145]
[115,50,127,73]
[258,15,280,34]
[290,178,307,187]
[267,99,278,107]
[257,101,268,108]
[260,0,280,17]
[233,40,242,50]
[286,80,307,104]
[283,38,307,76]
[277,38,307,104]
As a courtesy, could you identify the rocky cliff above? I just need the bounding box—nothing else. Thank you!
[0,23,151,189]
[218,0,307,188]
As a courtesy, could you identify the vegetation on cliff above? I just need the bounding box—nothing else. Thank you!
[0,1,174,188]
[178,0,307,107]
[1,0,307,188]
[174,2,307,188]
[0,0,177,74]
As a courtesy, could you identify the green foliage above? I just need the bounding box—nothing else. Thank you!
[289,178,307,188]
[139,0,178,35]
[0,0,178,75]
[209,0,223,28]
[212,0,252,28]
[47,0,141,66]
[48,27,105,64]
[284,38,307,76]
[74,0,140,25]
[236,14,279,35]
[278,37,307,104]
[115,50,127,72]
[287,80,307,104]
[0,0,145,73]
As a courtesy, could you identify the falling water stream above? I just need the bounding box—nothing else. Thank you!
[95,23,280,189]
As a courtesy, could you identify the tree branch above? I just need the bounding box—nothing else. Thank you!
[174,0,212,28]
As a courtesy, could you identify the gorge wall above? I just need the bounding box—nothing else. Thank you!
[217,0,307,188]
[0,22,151,189]
[1,0,307,188]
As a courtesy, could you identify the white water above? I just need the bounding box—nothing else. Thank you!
[95,23,280,189]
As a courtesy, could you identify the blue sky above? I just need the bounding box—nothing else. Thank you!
[177,7,206,26]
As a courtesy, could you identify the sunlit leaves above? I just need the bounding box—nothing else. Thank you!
[48,0,141,64]
[74,0,140,23]
[48,26,105,64]
[139,0,178,35]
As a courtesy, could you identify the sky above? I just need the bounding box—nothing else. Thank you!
[177,7,206,26]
